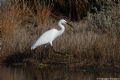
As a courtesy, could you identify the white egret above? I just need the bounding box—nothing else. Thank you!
[31,19,73,50]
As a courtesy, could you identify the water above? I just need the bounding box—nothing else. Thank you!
[0,65,120,80]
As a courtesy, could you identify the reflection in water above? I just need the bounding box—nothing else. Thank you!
[0,65,120,80]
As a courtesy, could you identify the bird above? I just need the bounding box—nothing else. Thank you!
[31,19,73,50]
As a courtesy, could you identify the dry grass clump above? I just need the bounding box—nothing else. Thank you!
[33,1,52,24]
[1,1,30,56]
[79,3,120,67]
[18,0,52,24]
[1,0,51,58]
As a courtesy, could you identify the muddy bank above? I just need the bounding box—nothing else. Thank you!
[0,51,120,73]
[1,58,120,73]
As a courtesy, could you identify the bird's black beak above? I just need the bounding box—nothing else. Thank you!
[66,22,74,28]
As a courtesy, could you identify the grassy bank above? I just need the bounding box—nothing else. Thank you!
[1,0,120,69]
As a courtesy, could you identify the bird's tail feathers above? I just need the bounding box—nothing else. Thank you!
[31,44,37,50]
[31,41,44,50]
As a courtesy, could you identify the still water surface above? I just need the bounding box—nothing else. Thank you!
[0,65,120,80]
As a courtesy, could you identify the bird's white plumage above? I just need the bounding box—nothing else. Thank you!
[31,29,58,49]
[31,19,67,50]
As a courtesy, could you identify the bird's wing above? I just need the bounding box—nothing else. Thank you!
[31,29,58,50]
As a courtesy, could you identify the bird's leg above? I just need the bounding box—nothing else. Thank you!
[46,44,51,58]
[32,48,37,60]
[40,45,45,62]
[41,44,50,63]
[44,44,47,49]
[40,47,44,62]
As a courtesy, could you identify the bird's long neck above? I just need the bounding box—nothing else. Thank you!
[58,22,65,35]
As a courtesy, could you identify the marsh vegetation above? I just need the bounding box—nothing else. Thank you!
[1,0,120,70]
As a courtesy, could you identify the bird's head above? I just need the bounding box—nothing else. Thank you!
[59,19,67,25]
[59,19,73,28]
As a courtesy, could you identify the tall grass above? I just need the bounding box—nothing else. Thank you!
[1,0,51,58]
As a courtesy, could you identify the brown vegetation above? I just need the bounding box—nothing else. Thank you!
[1,0,120,69]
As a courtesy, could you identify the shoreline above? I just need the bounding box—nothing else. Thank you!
[0,61,120,73]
